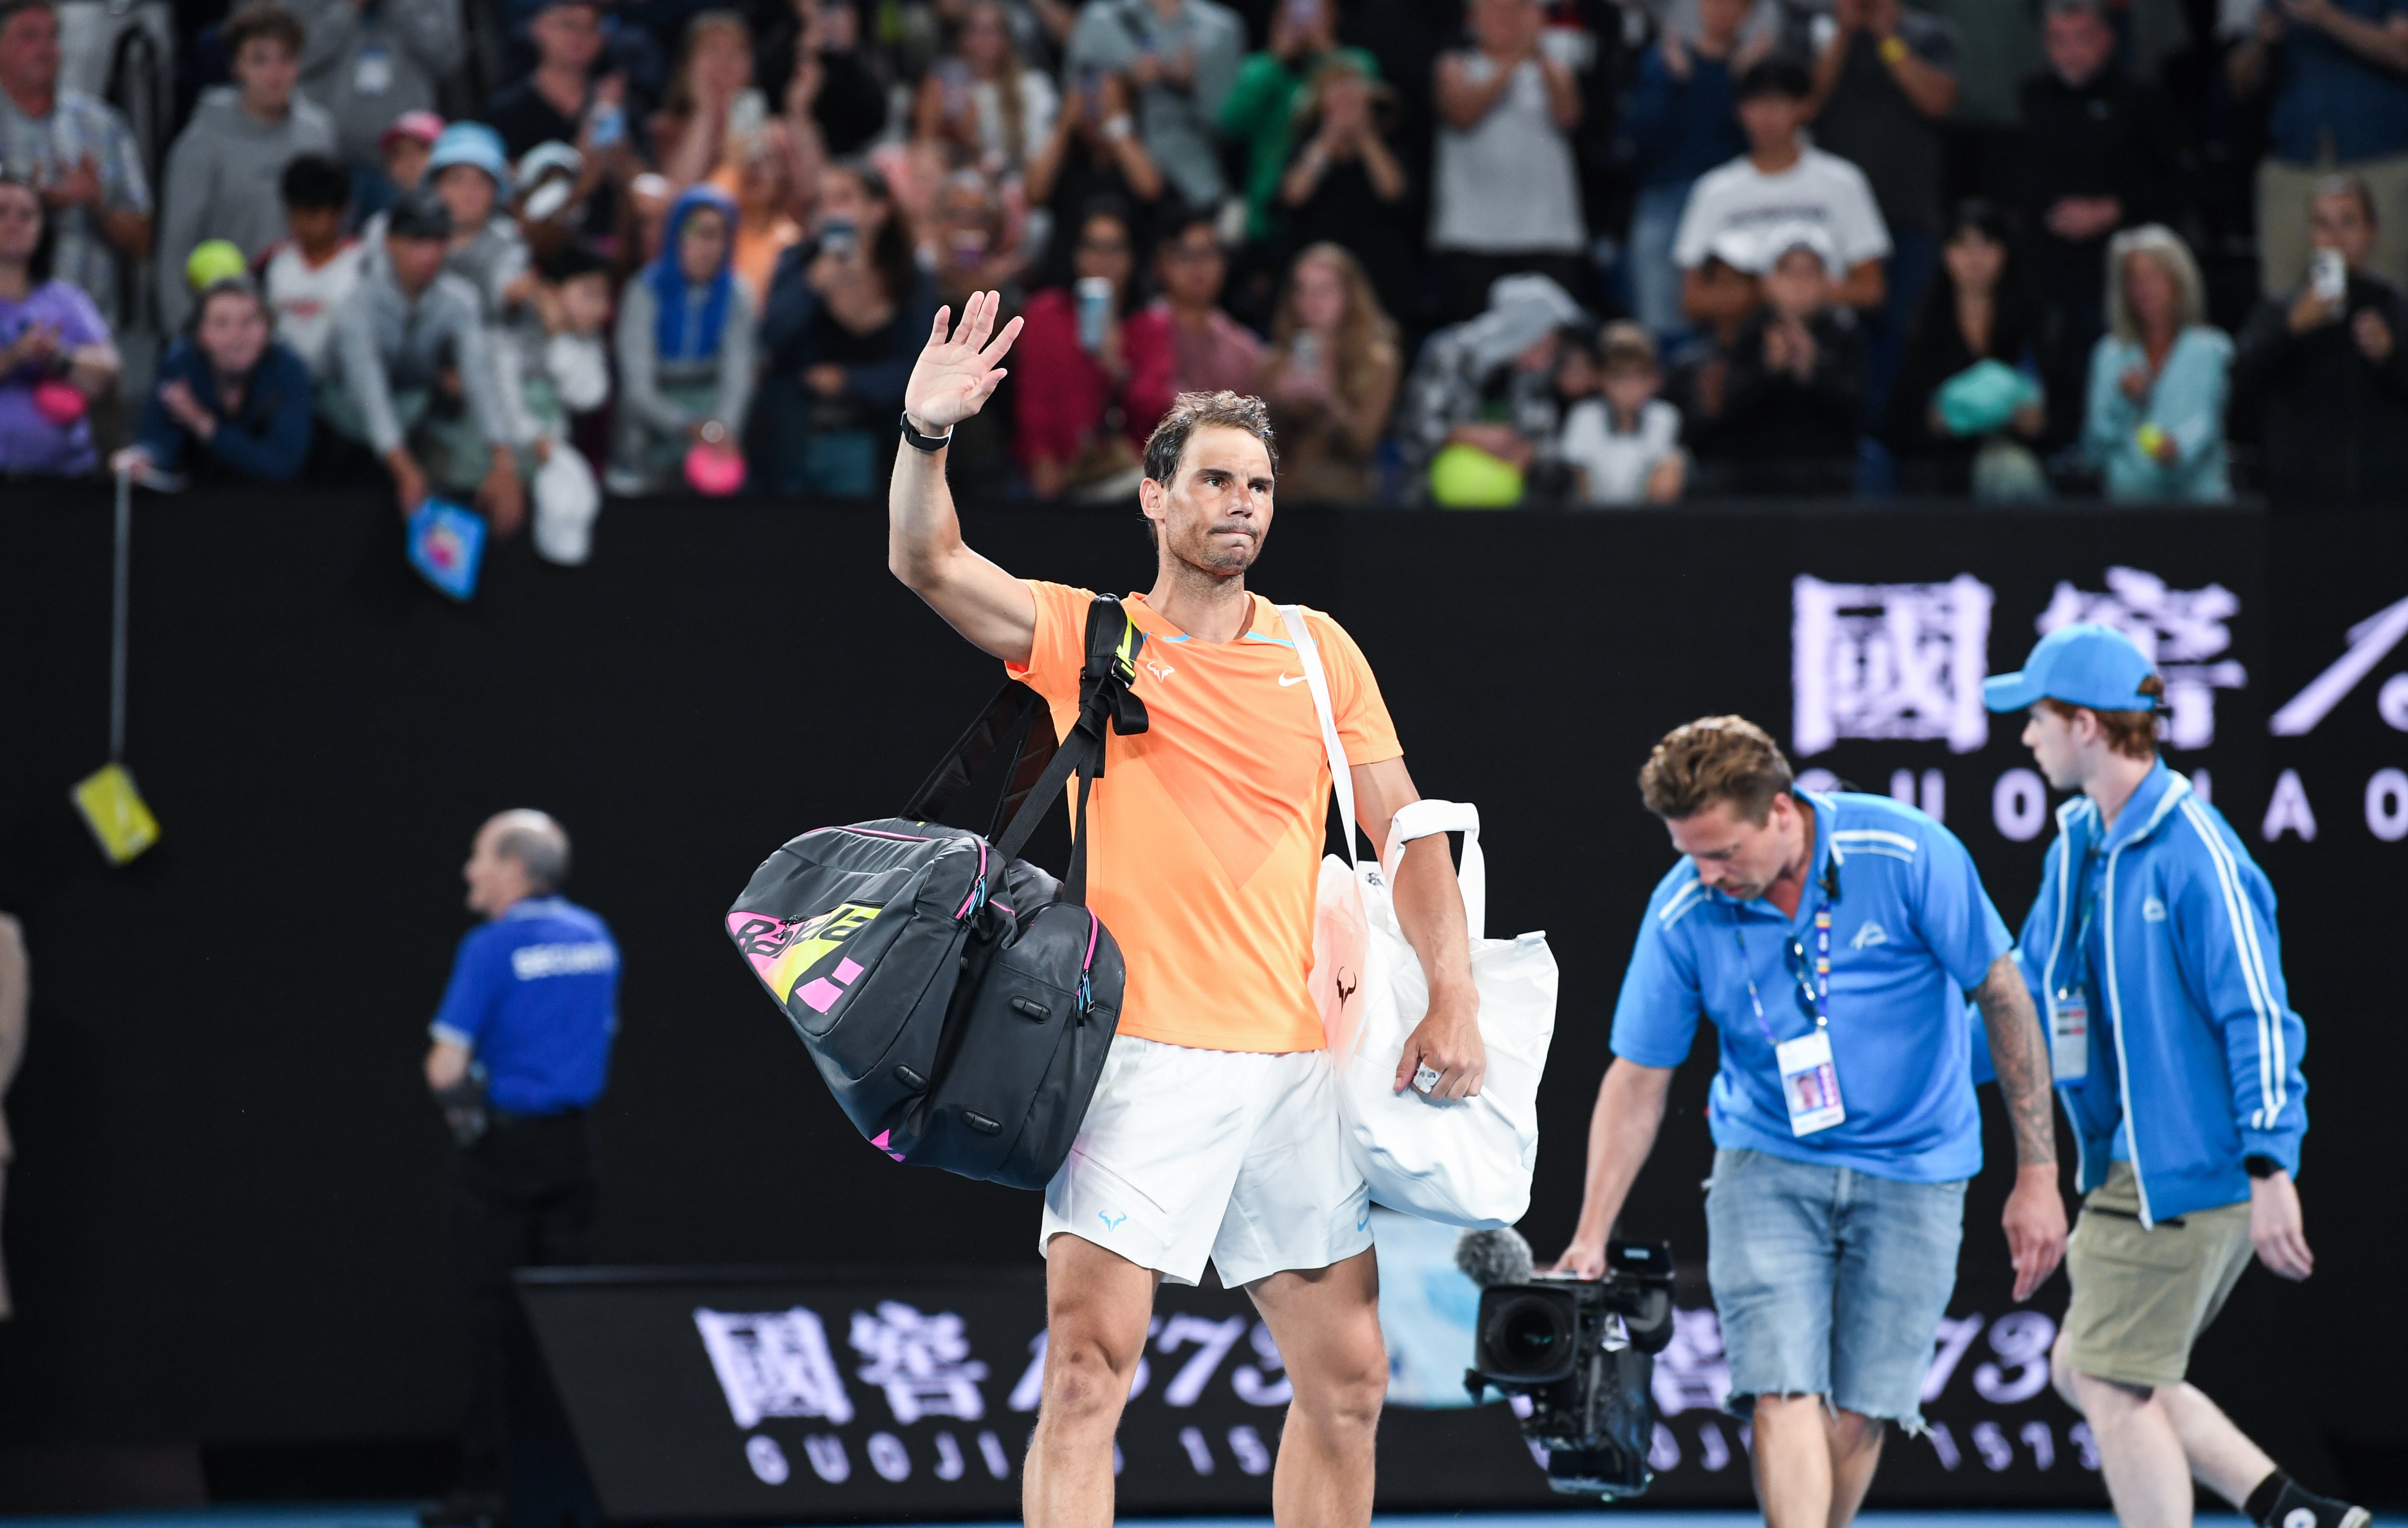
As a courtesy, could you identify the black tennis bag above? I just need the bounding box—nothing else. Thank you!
[724,597,1147,1188]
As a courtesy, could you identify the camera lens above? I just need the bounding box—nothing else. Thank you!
[1478,1288,1580,1382]
[1505,1305,1565,1362]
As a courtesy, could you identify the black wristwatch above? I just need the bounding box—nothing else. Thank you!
[2244,1154,2281,1179]
[899,411,953,452]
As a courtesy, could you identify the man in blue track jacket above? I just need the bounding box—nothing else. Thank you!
[1988,625,2367,1528]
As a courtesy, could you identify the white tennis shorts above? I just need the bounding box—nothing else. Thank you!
[1040,1034,1373,1287]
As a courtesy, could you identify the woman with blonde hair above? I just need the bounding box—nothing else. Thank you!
[956,0,1056,179]
[1259,242,1401,500]
[654,11,761,189]
[2083,223,2231,502]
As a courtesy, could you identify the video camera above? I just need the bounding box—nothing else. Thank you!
[1457,1230,1675,1499]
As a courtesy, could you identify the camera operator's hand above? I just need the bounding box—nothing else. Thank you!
[2249,1170,2314,1280]
[2001,1162,2068,1301]
[1550,1239,1608,1280]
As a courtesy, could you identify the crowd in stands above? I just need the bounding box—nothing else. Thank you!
[4,0,2408,511]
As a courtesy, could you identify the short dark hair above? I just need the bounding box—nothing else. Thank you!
[1142,391,1278,487]
[279,153,351,212]
[223,0,305,57]
[1639,716,1796,823]
[2041,674,2167,760]
[2312,172,2377,228]
[1735,57,1812,103]
[540,238,611,283]
[1154,203,1219,251]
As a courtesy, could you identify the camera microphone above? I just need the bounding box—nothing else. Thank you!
[1455,1226,1536,1288]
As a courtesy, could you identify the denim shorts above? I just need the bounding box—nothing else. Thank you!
[1704,1147,1968,1428]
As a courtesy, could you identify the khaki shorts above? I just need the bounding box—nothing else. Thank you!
[2061,1162,2252,1391]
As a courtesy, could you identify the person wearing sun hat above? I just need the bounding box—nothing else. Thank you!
[1988,622,2364,1528]
[425,121,528,320]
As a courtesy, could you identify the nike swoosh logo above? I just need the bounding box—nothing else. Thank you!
[1279,674,1306,686]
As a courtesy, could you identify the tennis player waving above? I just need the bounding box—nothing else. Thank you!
[889,293,1481,1528]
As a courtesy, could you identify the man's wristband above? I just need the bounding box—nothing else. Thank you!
[2244,1153,2281,1179]
[899,411,954,452]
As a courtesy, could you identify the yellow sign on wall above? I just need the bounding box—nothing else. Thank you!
[72,763,160,865]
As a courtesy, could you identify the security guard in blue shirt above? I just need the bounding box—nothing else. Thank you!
[1552,717,2067,1528]
[422,810,619,1524]
[1989,627,2366,1528]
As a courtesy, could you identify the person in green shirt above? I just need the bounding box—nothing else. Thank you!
[1217,0,1378,240]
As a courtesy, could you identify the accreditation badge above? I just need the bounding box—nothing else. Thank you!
[1775,1030,1846,1136]
[2050,986,2091,1080]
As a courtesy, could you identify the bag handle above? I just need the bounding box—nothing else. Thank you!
[1279,604,1485,940]
[1386,799,1485,942]
[991,596,1149,907]
[900,681,1056,838]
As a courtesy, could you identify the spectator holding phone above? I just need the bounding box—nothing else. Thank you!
[656,10,762,191]
[1276,56,1412,326]
[157,2,338,333]
[1221,0,1377,242]
[760,0,889,159]
[1025,68,1164,271]
[2083,223,2230,503]
[489,0,616,159]
[1010,197,1175,497]
[753,160,934,495]
[1063,0,1243,212]
[2232,175,2408,504]
[2228,0,2408,296]
[1430,0,1585,322]
[613,183,757,493]
[116,276,314,485]
[1259,241,1399,501]
[0,171,115,476]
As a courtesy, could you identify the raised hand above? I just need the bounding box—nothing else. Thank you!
[903,289,1023,433]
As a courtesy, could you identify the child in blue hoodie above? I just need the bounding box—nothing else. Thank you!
[1989,625,2365,1528]
[609,184,755,494]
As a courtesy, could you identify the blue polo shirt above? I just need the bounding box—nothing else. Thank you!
[430,896,621,1116]
[1610,791,2013,1183]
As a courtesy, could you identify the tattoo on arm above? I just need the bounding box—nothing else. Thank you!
[1975,955,2058,1168]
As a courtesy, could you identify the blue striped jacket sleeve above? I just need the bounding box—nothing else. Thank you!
[2013,827,2066,1020]
[2170,798,2308,1174]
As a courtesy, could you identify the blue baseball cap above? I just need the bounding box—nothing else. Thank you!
[1984,623,2160,714]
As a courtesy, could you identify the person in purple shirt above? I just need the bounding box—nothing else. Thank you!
[0,172,117,476]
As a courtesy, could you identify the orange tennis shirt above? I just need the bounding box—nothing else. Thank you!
[1007,581,1402,1053]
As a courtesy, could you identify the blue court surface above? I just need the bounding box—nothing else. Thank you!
[5,1508,2375,1528]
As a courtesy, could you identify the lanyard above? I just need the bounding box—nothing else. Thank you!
[1732,901,1832,1048]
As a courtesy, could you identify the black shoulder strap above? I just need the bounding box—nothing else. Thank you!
[993,596,1149,906]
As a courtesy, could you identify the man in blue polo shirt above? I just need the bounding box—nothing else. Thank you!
[1552,716,2065,1528]
[1988,627,2364,1528]
[422,809,619,1526]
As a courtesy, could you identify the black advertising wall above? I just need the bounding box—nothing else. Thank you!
[0,491,2402,1508]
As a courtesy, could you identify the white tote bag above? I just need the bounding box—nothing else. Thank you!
[1279,606,1557,1228]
